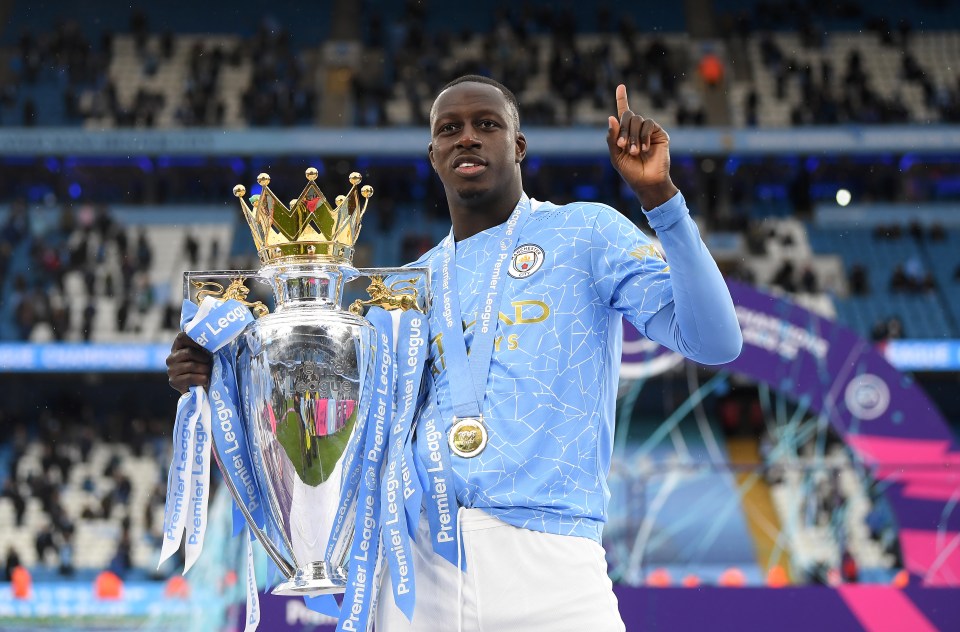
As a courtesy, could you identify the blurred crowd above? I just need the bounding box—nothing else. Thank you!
[4,1,960,128]
[354,3,698,127]
[721,0,960,126]
[1,201,157,342]
[0,393,175,580]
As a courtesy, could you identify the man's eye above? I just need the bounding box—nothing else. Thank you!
[479,120,498,129]
[440,124,458,134]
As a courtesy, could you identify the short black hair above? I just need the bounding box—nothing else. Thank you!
[430,74,521,129]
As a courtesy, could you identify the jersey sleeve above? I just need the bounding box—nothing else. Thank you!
[589,204,674,336]
[638,192,742,364]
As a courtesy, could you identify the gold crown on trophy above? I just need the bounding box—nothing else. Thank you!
[233,168,373,266]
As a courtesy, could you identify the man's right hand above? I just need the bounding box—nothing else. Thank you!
[166,332,212,394]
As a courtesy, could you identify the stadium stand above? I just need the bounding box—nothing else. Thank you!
[0,1,958,611]
[764,428,900,585]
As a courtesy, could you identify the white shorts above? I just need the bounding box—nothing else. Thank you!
[375,508,625,632]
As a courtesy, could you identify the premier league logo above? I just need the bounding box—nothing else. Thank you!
[508,244,545,279]
[843,373,891,421]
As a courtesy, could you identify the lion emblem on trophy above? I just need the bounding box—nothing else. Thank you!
[192,277,269,318]
[348,276,421,315]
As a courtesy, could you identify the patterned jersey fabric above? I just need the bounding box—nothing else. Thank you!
[409,194,674,542]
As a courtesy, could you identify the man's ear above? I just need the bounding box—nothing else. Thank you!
[515,132,527,164]
[428,143,436,170]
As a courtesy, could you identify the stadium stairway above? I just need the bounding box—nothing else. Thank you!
[726,436,792,581]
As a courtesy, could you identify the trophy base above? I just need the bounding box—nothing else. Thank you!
[272,561,348,596]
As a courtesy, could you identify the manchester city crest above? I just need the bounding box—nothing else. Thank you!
[508,244,545,279]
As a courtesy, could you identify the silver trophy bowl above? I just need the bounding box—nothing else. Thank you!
[187,264,427,596]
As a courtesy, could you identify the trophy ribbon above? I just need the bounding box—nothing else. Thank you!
[421,195,532,566]
[184,393,211,572]
[161,297,267,578]
[243,527,261,632]
[402,437,421,539]
[379,308,429,619]
[159,383,203,568]
[336,306,396,632]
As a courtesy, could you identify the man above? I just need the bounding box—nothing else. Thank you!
[167,76,741,631]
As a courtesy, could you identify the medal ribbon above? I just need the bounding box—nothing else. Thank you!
[420,195,532,565]
[436,195,531,419]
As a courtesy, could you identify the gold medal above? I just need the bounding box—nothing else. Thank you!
[448,417,488,458]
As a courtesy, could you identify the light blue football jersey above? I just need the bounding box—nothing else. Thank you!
[409,195,674,542]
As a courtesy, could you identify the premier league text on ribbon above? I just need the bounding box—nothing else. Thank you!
[367,330,391,464]
[210,387,260,516]
[423,417,455,545]
[165,414,194,543]
[188,416,208,544]
[381,312,427,608]
[340,310,394,632]
[193,303,250,348]
[384,470,411,590]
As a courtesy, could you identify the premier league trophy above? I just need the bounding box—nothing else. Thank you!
[168,167,429,609]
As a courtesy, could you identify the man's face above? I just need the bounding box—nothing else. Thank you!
[428,82,526,205]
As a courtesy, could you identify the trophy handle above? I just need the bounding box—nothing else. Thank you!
[347,274,423,316]
[192,277,269,318]
[211,441,296,578]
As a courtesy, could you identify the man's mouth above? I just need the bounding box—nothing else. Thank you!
[454,162,487,176]
[453,156,487,177]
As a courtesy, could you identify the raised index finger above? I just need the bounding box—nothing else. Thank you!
[616,84,630,118]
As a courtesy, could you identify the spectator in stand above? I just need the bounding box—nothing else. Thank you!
[40,443,71,483]
[117,300,131,332]
[112,472,133,505]
[110,518,133,577]
[58,528,75,577]
[35,524,56,563]
[848,263,870,296]
[771,260,797,293]
[2,481,26,527]
[744,90,759,126]
[183,233,199,266]
[890,264,910,293]
[81,301,97,342]
[144,483,166,545]
[4,547,20,582]
[162,302,179,331]
[799,264,818,293]
[872,315,904,342]
[698,51,724,89]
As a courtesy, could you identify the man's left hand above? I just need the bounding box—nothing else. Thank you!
[607,83,679,210]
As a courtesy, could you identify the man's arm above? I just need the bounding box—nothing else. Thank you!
[607,84,741,365]
[641,193,742,364]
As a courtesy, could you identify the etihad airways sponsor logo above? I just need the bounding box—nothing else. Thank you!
[429,299,552,376]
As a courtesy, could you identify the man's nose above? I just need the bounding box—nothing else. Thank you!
[456,126,482,148]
